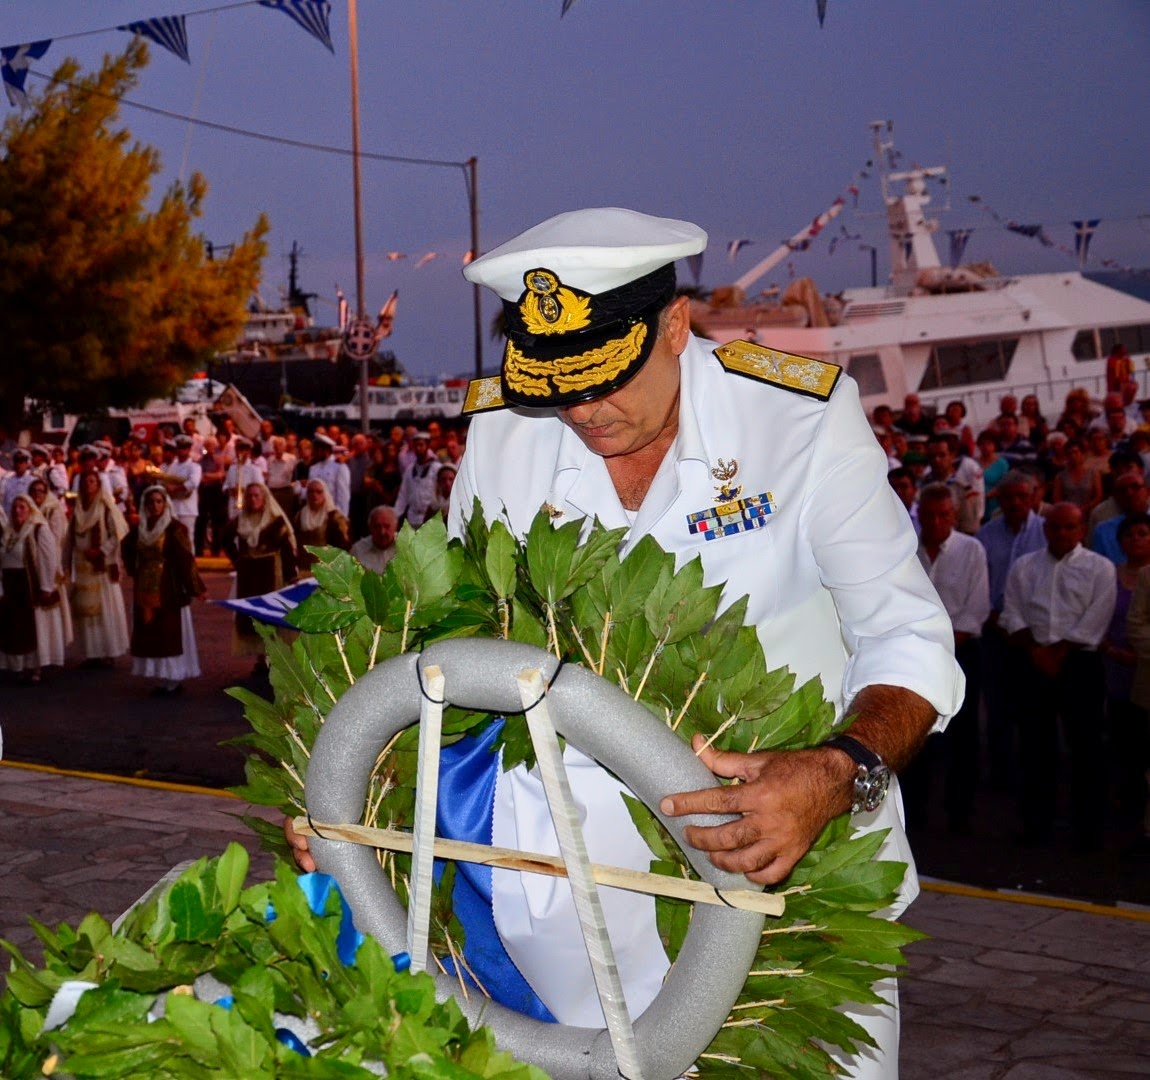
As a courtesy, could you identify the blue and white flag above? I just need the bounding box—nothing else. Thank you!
[216,579,318,629]
[948,228,973,267]
[259,0,334,53]
[118,17,190,64]
[1074,219,1100,267]
[1,40,51,108]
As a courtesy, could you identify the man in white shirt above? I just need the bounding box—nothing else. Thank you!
[1001,502,1116,847]
[903,484,990,832]
[223,437,267,518]
[265,436,298,517]
[308,434,351,517]
[166,435,202,540]
[0,448,34,516]
[923,432,984,534]
[349,505,397,573]
[393,432,441,528]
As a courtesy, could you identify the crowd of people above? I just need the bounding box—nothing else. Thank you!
[0,418,466,691]
[880,383,1150,855]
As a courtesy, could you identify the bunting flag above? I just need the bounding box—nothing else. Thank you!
[118,16,189,63]
[414,252,438,269]
[1006,221,1054,247]
[336,287,349,331]
[685,252,704,287]
[561,0,580,15]
[386,252,407,262]
[727,239,754,262]
[947,228,973,267]
[966,195,1131,271]
[1,40,51,108]
[1074,219,1100,267]
[258,0,334,53]
[817,0,829,26]
[376,290,398,340]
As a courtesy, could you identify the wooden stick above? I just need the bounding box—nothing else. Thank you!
[406,664,444,974]
[293,817,785,918]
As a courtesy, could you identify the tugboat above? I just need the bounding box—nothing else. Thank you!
[693,121,1150,428]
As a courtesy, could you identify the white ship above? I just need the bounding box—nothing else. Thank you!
[692,122,1150,429]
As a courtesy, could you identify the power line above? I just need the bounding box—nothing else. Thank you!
[25,67,469,172]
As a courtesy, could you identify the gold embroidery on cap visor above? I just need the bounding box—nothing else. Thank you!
[518,269,593,336]
[503,321,649,401]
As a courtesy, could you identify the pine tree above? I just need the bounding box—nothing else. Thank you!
[0,40,267,431]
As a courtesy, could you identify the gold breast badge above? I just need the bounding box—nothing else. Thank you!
[710,458,742,503]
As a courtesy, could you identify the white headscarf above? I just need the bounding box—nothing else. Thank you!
[73,472,129,543]
[2,493,46,555]
[137,485,173,547]
[237,481,295,549]
[298,477,336,534]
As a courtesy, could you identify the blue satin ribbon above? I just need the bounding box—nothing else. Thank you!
[261,723,553,1026]
[437,719,556,1022]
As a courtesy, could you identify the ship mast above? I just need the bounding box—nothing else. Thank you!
[871,120,946,290]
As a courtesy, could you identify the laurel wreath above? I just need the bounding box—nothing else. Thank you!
[221,504,924,1077]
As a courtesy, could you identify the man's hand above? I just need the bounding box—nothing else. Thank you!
[284,815,317,873]
[660,735,855,885]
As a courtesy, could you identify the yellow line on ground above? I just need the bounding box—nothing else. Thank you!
[2,760,1147,920]
[921,878,1150,922]
[0,758,239,799]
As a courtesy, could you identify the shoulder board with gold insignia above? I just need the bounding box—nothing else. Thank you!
[462,376,507,415]
[713,340,841,402]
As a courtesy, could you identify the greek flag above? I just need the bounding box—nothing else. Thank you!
[216,580,318,629]
[1,40,51,108]
[1074,219,1100,267]
[118,17,190,63]
[948,228,973,267]
[259,0,334,53]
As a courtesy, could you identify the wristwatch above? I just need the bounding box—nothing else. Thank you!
[824,733,891,814]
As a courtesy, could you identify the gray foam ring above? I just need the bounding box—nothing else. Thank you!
[305,639,766,1080]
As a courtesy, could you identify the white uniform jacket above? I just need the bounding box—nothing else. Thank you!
[448,334,964,1024]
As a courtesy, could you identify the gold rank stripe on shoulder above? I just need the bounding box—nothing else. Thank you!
[713,340,842,401]
[462,376,507,415]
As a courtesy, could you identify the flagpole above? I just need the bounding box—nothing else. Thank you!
[468,156,483,378]
[348,0,369,434]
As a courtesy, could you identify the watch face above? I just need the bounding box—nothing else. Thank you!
[860,766,891,813]
[851,764,891,814]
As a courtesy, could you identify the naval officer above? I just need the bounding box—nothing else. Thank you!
[288,207,962,1075]
[452,207,962,1075]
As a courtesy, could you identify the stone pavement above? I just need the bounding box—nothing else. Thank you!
[2,762,1148,1078]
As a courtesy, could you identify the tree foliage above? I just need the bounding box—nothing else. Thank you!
[0,40,267,430]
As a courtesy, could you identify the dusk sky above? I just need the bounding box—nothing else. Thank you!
[5,1,1150,386]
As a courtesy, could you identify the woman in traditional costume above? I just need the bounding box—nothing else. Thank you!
[224,481,297,658]
[121,486,206,696]
[292,478,351,572]
[27,477,74,655]
[65,470,131,667]
[27,478,68,551]
[0,494,67,682]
